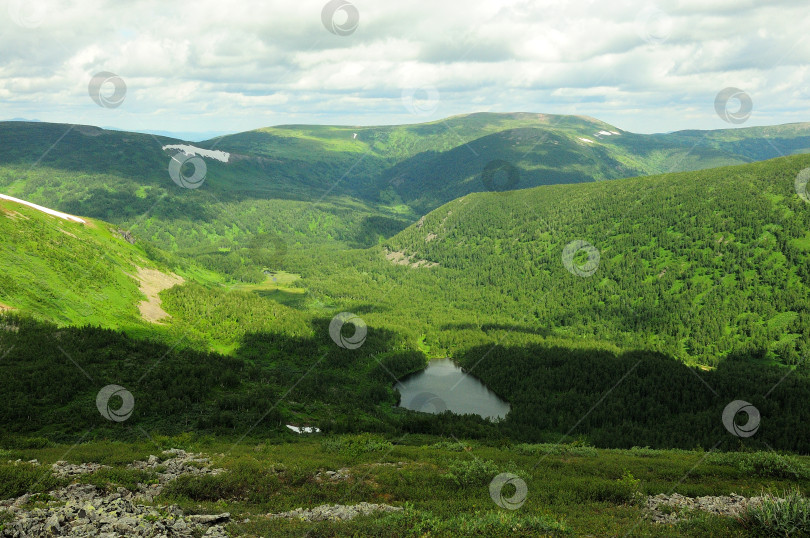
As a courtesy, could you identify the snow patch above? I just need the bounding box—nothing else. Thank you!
[578,137,595,144]
[597,130,614,136]
[286,425,321,434]
[162,144,230,163]
[0,194,86,224]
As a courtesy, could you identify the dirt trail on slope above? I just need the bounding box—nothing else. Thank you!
[133,268,184,324]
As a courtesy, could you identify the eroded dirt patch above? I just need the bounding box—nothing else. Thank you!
[131,267,184,323]
[384,249,439,269]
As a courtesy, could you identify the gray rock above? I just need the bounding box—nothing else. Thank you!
[267,502,402,522]
[44,513,60,534]
[187,513,230,524]
[646,492,766,523]
[0,449,230,538]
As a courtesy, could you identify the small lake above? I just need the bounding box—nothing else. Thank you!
[396,358,510,420]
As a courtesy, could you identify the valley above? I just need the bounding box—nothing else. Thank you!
[2,115,810,536]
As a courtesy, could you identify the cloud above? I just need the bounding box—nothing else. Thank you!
[0,0,808,134]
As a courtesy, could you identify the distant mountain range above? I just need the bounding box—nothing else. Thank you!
[3,113,810,217]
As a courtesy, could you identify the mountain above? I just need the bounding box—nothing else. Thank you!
[662,121,810,161]
[3,116,810,363]
[4,114,809,217]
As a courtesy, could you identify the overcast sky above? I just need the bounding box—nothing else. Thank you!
[1,0,808,137]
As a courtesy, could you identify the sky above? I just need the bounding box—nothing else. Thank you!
[1,0,809,138]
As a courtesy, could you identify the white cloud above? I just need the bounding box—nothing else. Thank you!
[0,0,808,134]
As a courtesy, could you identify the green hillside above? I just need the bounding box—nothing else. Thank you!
[664,121,810,161]
[0,196,178,329]
[381,154,810,366]
[1,115,804,225]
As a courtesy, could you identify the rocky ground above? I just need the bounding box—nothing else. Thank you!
[4,447,773,535]
[645,492,766,524]
[266,502,402,522]
[1,450,230,537]
[0,450,407,537]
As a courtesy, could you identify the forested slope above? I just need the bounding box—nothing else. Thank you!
[384,154,810,366]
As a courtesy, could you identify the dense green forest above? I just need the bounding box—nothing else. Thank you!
[382,154,810,366]
[2,313,810,453]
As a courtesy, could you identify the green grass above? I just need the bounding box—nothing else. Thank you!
[79,467,159,491]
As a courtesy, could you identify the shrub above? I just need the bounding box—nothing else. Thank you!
[707,451,810,479]
[0,511,13,531]
[161,459,281,503]
[741,489,810,536]
[446,510,568,535]
[615,471,644,506]
[627,446,694,457]
[80,467,158,491]
[511,443,598,457]
[442,458,501,487]
[0,437,50,449]
[375,505,568,536]
[574,473,644,505]
[429,440,472,452]
[0,463,65,499]
[320,434,393,457]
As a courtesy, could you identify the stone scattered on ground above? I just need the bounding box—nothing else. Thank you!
[0,483,229,537]
[267,502,402,522]
[127,448,225,501]
[314,468,350,482]
[646,493,765,523]
[0,449,229,537]
[52,461,110,479]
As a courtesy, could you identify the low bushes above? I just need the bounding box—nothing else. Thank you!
[80,467,158,491]
[511,443,598,457]
[741,489,810,536]
[161,459,282,503]
[707,451,810,479]
[442,458,502,487]
[320,434,393,457]
[0,462,65,500]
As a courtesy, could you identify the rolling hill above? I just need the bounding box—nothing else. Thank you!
[2,147,810,453]
[3,114,808,221]
[3,121,810,366]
